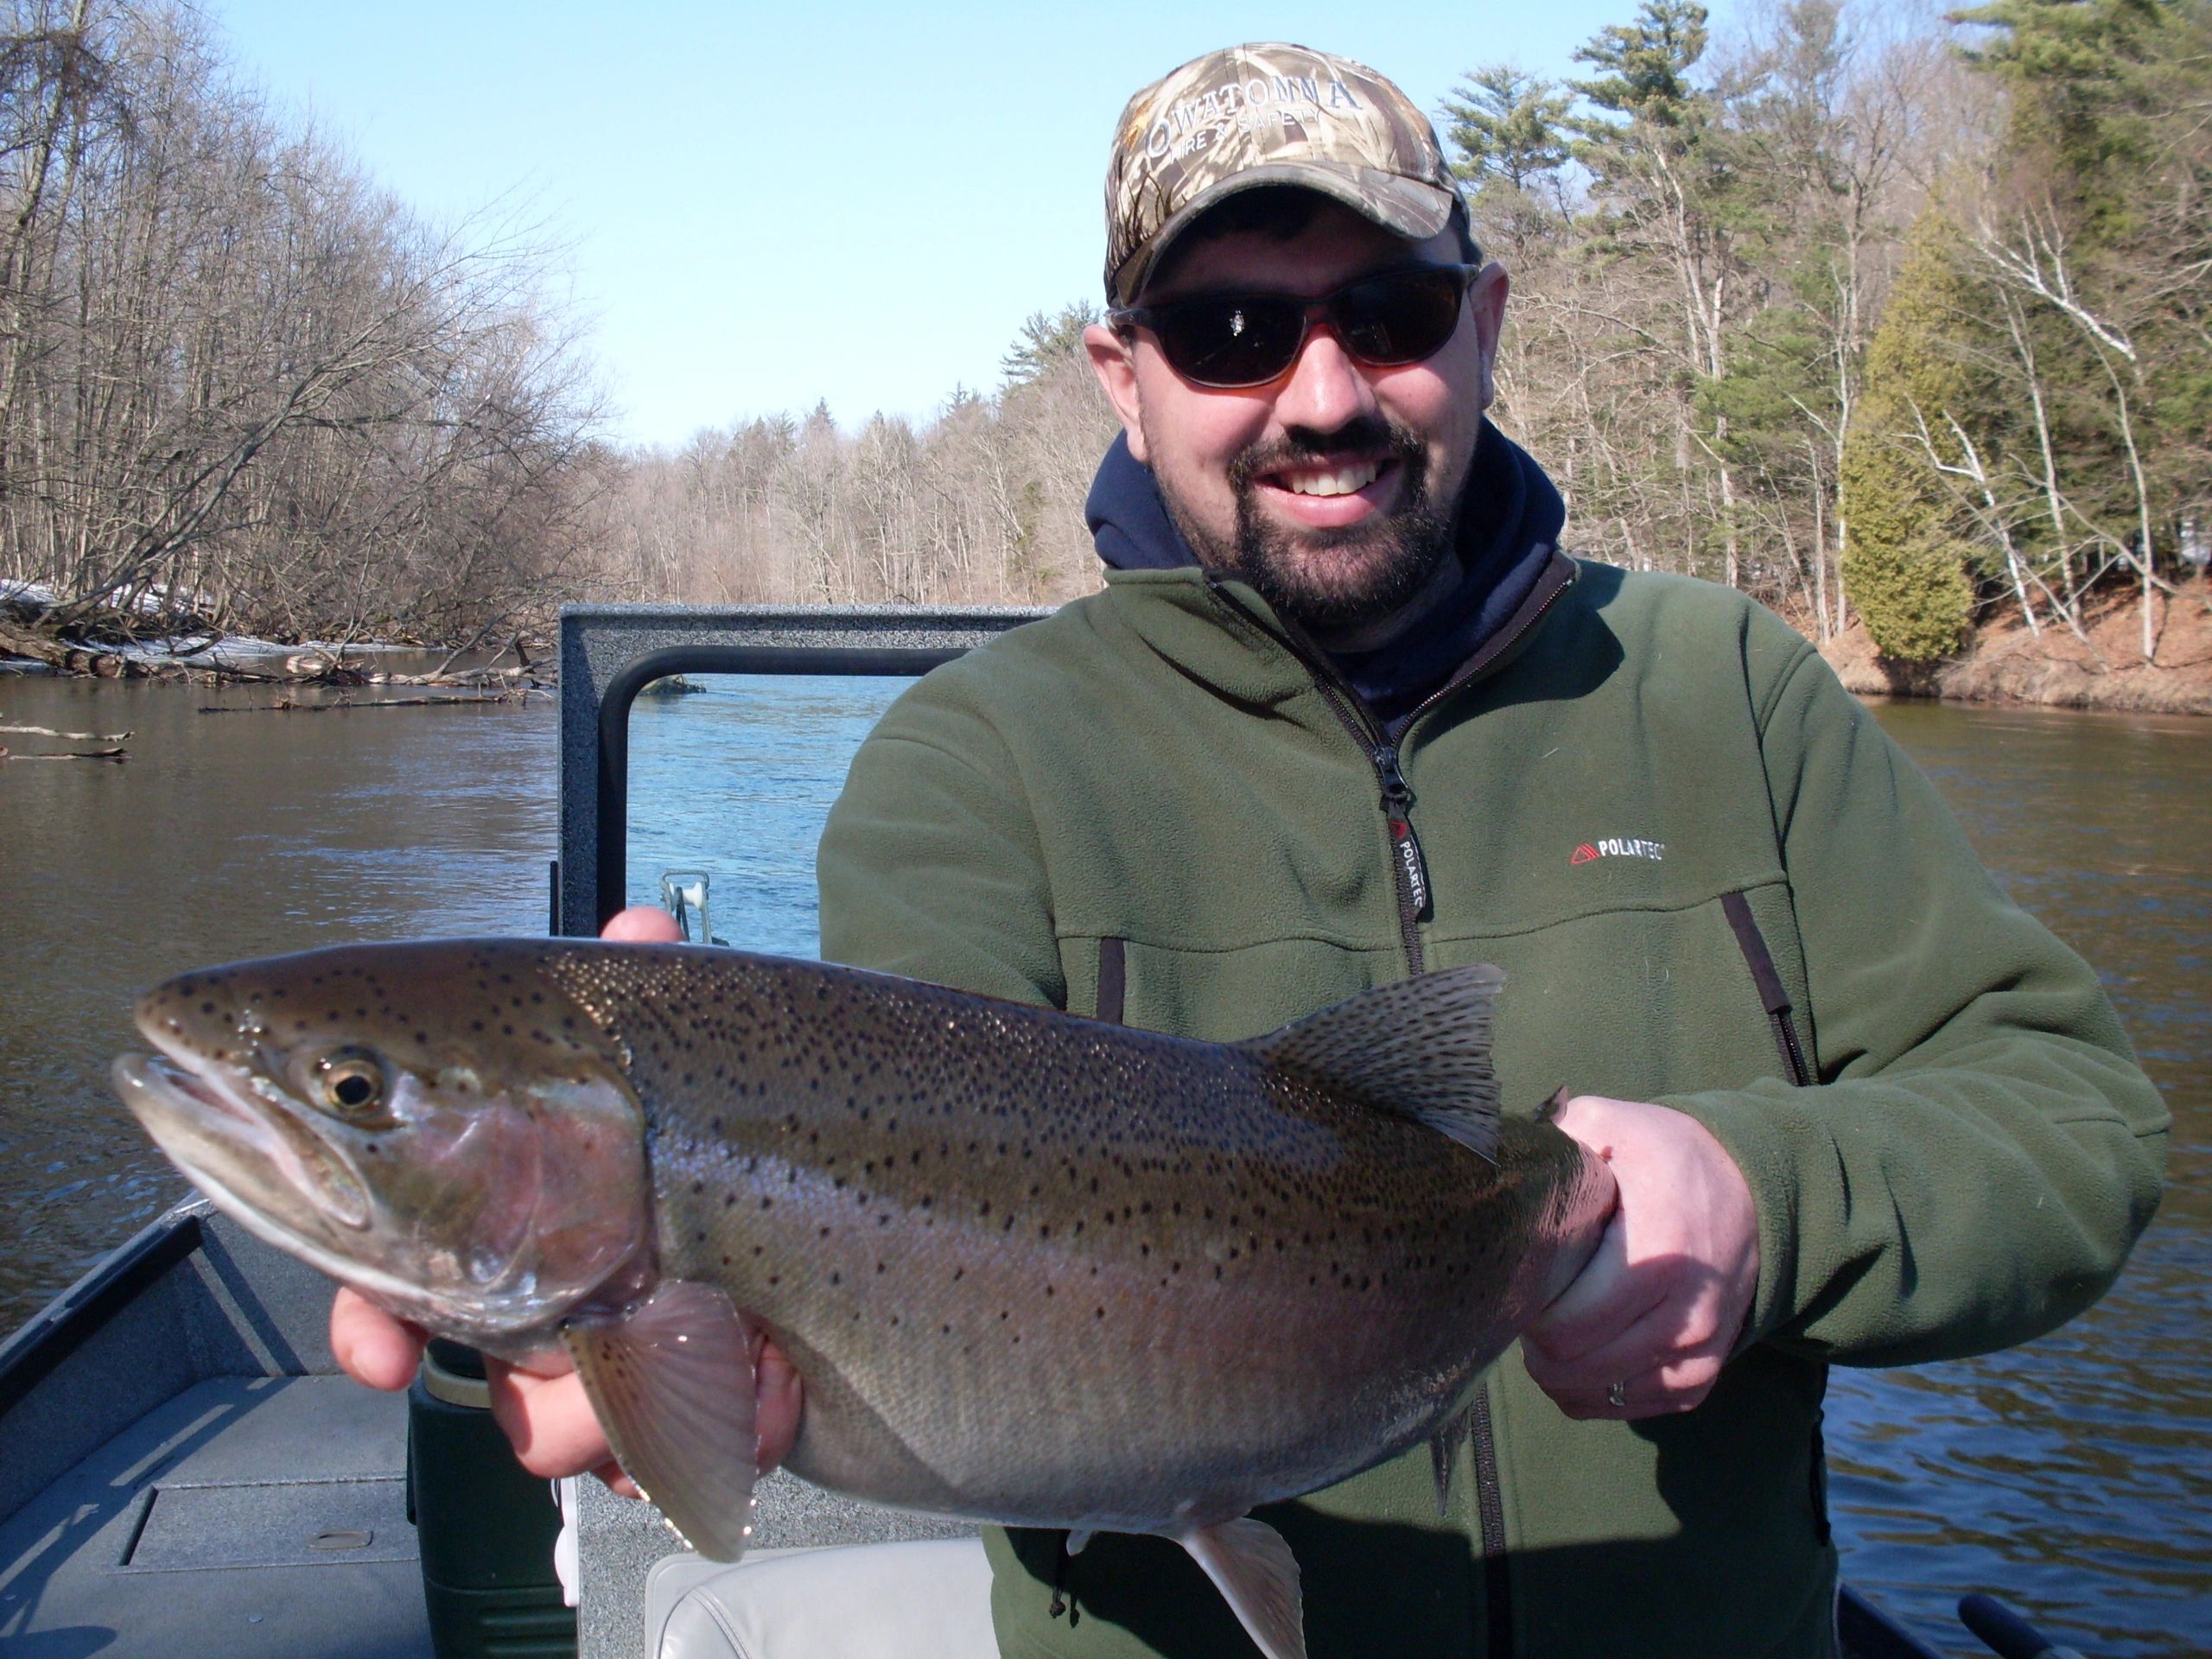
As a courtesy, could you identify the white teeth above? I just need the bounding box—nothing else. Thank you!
[1281,460,1382,497]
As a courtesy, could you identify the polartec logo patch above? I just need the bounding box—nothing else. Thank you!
[1571,837,1666,865]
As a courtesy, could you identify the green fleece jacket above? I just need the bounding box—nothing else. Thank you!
[816,557,2167,1659]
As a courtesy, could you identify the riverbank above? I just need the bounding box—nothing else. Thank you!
[1816,579,2212,715]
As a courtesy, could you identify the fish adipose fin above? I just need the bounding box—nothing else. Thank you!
[1236,965,1504,1162]
[1182,1516,1306,1659]
[564,1279,760,1561]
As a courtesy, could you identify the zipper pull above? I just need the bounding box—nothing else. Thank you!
[1375,747,1433,923]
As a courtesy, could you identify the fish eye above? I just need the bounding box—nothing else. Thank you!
[312,1048,388,1117]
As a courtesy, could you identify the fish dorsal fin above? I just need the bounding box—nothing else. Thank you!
[1181,1515,1306,1659]
[564,1279,760,1561]
[1236,966,1504,1162]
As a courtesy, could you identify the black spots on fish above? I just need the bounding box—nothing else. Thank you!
[829,1271,840,1286]
[759,1196,772,1210]
[876,1261,887,1274]
[722,1193,736,1208]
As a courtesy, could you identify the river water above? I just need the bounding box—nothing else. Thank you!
[0,669,2203,1658]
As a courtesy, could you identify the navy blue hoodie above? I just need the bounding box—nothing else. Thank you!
[1083,421,1566,732]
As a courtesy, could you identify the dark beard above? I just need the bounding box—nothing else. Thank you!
[1207,416,1454,635]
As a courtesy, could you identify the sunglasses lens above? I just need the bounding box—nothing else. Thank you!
[1156,297,1305,387]
[1141,267,1470,388]
[1336,270,1465,365]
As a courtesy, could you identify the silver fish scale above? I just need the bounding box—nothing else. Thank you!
[535,944,1601,1530]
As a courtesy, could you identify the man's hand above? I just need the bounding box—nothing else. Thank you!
[327,904,803,1496]
[1523,1095,1760,1421]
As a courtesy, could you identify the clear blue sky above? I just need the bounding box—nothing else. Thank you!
[211,2,1738,448]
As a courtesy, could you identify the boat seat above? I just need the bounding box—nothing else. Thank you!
[646,1538,998,1659]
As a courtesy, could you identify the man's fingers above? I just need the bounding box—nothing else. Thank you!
[330,1288,425,1391]
[487,1362,615,1481]
[594,1459,642,1500]
[1543,1351,1727,1421]
[1523,1213,1656,1363]
[602,906,681,942]
[756,1338,803,1472]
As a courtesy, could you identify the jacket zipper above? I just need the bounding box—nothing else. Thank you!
[1206,561,1574,1658]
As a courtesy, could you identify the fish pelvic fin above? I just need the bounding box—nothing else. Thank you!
[1181,1516,1306,1659]
[1236,965,1504,1162]
[564,1279,760,1561]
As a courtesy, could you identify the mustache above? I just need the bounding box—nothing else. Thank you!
[1226,415,1424,491]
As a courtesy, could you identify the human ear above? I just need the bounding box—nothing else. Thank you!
[1469,262,1510,410]
[1084,323,1148,463]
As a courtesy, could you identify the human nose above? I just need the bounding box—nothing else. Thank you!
[1271,323,1376,434]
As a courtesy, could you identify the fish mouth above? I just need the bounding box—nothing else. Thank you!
[114,1049,372,1232]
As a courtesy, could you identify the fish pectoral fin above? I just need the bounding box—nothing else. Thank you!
[564,1279,760,1562]
[1180,1516,1306,1659]
[1236,964,1503,1162]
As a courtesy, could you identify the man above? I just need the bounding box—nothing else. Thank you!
[337,42,2165,1658]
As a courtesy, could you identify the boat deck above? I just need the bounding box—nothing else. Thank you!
[0,1376,428,1656]
[0,1206,434,1658]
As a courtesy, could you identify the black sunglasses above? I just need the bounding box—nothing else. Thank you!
[1109,263,1481,390]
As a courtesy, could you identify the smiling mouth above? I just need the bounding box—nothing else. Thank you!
[1262,456,1387,497]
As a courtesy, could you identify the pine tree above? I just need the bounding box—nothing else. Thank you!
[1441,67,1575,259]
[1839,215,1980,660]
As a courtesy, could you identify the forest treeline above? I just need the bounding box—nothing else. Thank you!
[1,0,2205,665]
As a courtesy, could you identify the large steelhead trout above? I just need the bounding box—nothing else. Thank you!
[114,940,1614,1659]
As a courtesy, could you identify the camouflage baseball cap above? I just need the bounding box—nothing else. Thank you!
[1104,43,1466,308]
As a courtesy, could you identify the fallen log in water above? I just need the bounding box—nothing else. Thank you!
[195,688,539,714]
[0,720,134,742]
[0,744,127,761]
